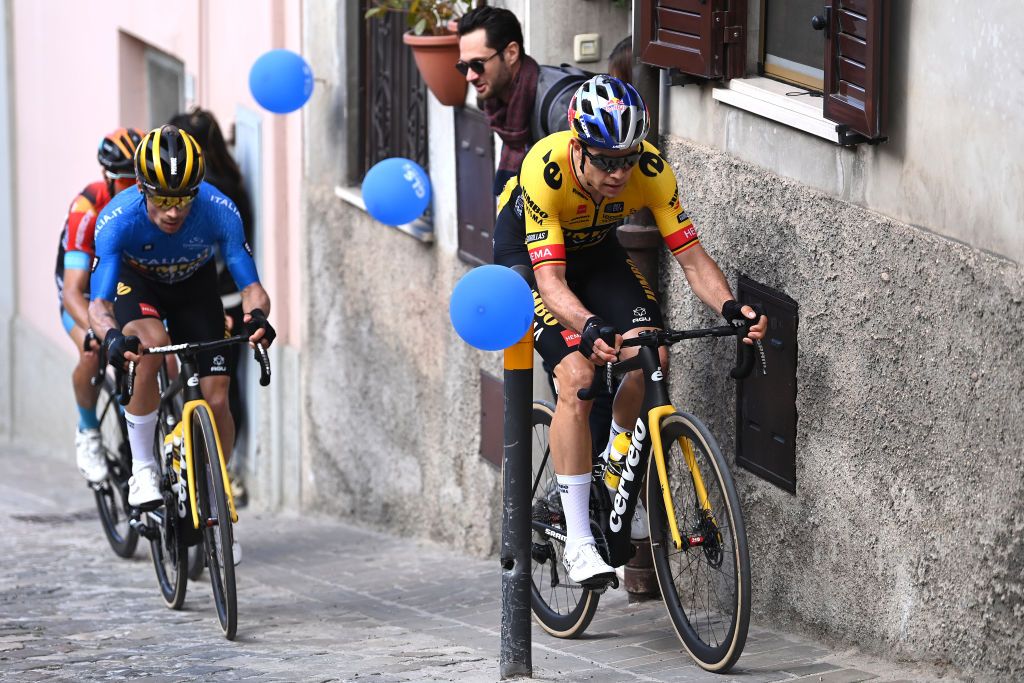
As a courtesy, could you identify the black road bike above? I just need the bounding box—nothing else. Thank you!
[530,318,764,672]
[116,335,270,640]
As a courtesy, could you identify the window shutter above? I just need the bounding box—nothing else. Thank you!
[820,0,890,141]
[638,0,746,79]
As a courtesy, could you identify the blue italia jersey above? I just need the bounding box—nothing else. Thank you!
[91,181,259,301]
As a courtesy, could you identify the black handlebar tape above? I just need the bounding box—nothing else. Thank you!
[730,342,756,379]
[576,325,617,400]
[254,345,272,387]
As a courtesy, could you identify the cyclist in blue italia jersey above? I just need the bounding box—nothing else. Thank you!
[88,125,275,515]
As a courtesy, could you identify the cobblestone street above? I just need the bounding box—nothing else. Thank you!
[0,444,957,682]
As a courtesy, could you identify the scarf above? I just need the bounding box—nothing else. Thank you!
[483,55,540,174]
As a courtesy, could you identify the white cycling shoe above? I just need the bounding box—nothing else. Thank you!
[75,429,107,484]
[563,542,616,587]
[128,466,163,509]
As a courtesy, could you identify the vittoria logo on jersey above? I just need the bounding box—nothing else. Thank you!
[605,202,624,214]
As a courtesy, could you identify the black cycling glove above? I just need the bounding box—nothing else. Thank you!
[579,316,616,359]
[721,300,749,329]
[245,308,277,346]
[103,329,139,370]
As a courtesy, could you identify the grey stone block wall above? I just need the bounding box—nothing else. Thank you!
[302,186,503,557]
[658,136,1024,677]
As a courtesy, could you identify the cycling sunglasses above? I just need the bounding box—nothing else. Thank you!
[580,145,643,173]
[455,50,502,76]
[145,191,197,210]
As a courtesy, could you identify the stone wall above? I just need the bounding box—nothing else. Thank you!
[659,135,1024,677]
[302,185,505,557]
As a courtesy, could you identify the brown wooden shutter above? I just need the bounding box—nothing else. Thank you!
[820,0,890,141]
[638,0,746,79]
[455,108,495,266]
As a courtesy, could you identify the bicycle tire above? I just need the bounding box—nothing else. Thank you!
[92,378,139,559]
[192,405,237,640]
[646,412,750,672]
[187,544,205,580]
[529,401,600,638]
[149,397,187,610]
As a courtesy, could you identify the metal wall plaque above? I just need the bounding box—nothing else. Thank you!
[736,275,798,493]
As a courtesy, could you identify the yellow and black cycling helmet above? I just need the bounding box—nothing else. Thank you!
[97,127,144,178]
[134,125,205,196]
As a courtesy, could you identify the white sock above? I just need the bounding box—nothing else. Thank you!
[125,409,159,473]
[601,418,630,462]
[557,473,594,555]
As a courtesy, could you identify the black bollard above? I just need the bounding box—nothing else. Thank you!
[500,323,533,678]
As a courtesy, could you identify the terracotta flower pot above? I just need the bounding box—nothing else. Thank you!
[402,31,467,107]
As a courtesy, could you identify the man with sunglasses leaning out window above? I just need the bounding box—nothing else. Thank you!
[55,128,144,484]
[87,126,275,543]
[495,75,767,586]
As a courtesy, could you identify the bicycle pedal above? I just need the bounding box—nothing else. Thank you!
[579,572,618,592]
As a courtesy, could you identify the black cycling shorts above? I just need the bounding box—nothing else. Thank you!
[494,186,664,369]
[113,260,231,378]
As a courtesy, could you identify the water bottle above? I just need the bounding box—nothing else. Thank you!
[603,431,632,494]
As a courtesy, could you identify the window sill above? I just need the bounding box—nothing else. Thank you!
[711,77,840,144]
[334,184,434,243]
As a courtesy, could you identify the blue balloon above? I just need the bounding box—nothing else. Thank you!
[450,265,534,351]
[362,157,432,226]
[249,50,313,114]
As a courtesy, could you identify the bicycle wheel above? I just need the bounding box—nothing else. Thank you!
[92,378,139,558]
[191,405,237,640]
[149,402,187,609]
[529,401,600,638]
[646,412,750,672]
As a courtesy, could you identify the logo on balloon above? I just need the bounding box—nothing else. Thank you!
[402,163,428,199]
[362,158,432,226]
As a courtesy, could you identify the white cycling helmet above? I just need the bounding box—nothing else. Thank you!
[567,75,650,150]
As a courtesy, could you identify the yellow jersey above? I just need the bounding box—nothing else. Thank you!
[497,130,699,270]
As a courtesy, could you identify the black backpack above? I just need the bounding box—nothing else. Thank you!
[530,64,595,143]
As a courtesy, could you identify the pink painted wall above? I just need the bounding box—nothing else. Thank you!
[11,0,304,350]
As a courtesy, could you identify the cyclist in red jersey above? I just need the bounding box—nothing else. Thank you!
[54,127,143,483]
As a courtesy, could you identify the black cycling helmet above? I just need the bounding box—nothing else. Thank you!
[97,127,144,178]
[134,124,206,196]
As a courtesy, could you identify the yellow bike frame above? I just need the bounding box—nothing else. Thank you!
[181,399,238,530]
[648,406,714,550]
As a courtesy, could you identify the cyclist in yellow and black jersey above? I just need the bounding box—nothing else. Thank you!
[495,130,699,268]
[493,75,767,586]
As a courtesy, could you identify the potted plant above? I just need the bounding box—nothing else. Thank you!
[365,0,473,106]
